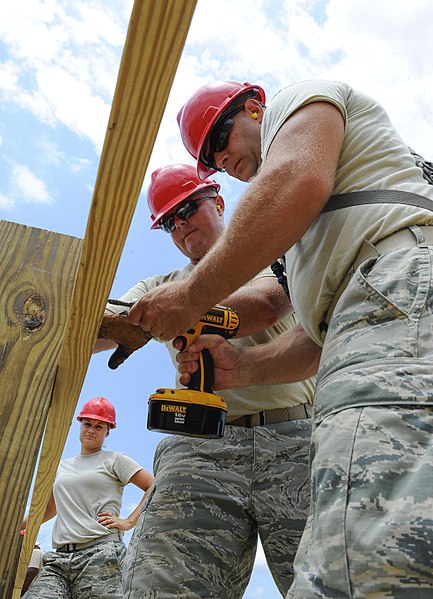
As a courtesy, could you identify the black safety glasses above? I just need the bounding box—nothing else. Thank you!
[159,197,216,233]
[202,105,244,171]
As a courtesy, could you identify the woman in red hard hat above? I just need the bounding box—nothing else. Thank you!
[22,397,153,598]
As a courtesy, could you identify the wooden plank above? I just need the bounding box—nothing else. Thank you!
[0,221,82,598]
[13,0,197,595]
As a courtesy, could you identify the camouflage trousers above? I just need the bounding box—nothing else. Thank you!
[123,419,311,598]
[288,230,433,598]
[22,540,126,598]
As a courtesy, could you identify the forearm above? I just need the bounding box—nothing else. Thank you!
[237,325,321,387]
[221,279,292,337]
[122,493,147,530]
[125,469,154,530]
[183,169,329,319]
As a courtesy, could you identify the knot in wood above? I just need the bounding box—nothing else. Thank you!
[22,294,47,331]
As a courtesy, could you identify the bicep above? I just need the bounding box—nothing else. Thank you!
[247,275,292,315]
[265,101,345,213]
[222,275,292,336]
[129,468,154,492]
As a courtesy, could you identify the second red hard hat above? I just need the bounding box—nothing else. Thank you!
[77,397,117,429]
[147,163,220,229]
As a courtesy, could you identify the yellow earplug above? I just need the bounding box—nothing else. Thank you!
[251,112,258,119]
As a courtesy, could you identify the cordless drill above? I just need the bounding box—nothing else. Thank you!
[147,305,240,438]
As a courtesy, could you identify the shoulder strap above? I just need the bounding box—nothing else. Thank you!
[322,189,433,214]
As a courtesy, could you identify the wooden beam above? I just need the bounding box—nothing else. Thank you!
[13,0,197,596]
[0,221,82,598]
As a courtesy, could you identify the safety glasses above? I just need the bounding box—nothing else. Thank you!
[159,196,216,233]
[202,105,244,171]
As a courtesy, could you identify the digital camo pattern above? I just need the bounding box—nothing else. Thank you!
[123,420,311,598]
[288,230,433,598]
[23,541,126,599]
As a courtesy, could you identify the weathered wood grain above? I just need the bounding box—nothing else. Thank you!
[0,221,82,598]
[13,0,197,596]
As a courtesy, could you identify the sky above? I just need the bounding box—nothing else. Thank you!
[1,0,433,596]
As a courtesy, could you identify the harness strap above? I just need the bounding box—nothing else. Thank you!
[271,256,290,301]
[322,189,433,214]
[318,188,433,339]
[273,190,433,303]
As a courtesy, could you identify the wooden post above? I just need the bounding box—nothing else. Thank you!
[11,0,197,596]
[0,221,82,598]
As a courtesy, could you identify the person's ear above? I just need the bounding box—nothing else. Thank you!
[215,195,225,214]
[244,98,263,122]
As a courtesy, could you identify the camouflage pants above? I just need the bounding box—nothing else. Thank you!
[22,541,126,598]
[288,230,433,598]
[123,419,311,598]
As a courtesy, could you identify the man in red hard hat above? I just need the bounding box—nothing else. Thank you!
[176,81,266,180]
[128,79,433,598]
[97,163,316,597]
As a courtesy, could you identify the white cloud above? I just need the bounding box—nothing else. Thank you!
[0,192,14,209]
[1,0,432,209]
[69,156,92,173]
[12,163,52,204]
[144,0,433,182]
[1,0,432,164]
[0,0,132,151]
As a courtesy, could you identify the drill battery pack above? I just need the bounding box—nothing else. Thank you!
[148,388,228,438]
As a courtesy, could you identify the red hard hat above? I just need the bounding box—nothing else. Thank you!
[177,80,266,179]
[77,397,116,429]
[147,163,220,229]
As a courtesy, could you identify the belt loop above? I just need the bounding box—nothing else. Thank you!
[408,225,427,247]
[259,411,265,425]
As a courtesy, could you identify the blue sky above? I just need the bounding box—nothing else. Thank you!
[1,1,433,596]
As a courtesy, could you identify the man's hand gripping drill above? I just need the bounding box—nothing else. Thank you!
[147,305,239,438]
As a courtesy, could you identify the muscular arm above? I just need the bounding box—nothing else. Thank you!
[221,274,292,337]
[129,102,345,339]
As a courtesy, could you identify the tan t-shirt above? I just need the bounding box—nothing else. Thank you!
[108,265,315,419]
[52,450,141,547]
[261,79,433,345]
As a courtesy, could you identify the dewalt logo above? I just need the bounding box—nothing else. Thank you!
[202,314,224,324]
[161,404,187,414]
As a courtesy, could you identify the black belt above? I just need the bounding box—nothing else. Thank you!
[229,404,311,427]
[56,531,122,553]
